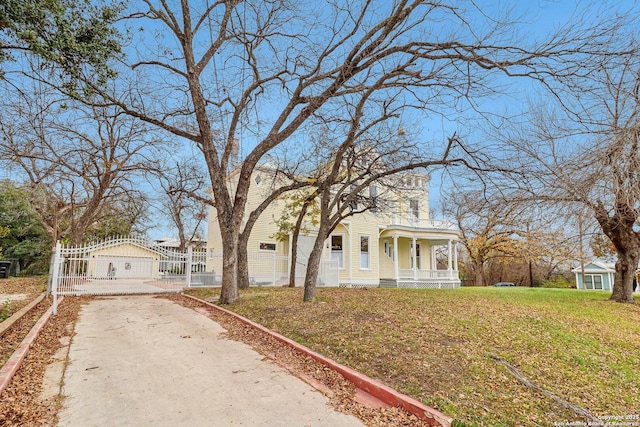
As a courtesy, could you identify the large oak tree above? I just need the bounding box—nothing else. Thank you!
[70,0,636,303]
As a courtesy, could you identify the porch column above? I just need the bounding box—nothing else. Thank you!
[447,239,453,276]
[347,223,352,285]
[431,246,437,271]
[393,235,399,280]
[412,237,417,280]
[453,241,458,271]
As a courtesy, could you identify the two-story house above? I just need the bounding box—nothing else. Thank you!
[206,166,461,289]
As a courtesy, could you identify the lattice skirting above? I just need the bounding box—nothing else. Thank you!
[396,281,461,289]
[338,280,461,289]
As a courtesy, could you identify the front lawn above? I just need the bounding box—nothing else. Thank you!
[185,286,640,426]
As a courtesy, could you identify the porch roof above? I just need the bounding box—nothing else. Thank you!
[379,226,459,242]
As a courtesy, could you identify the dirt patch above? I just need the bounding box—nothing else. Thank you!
[0,294,29,303]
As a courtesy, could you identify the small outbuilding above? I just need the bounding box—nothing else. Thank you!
[572,262,616,291]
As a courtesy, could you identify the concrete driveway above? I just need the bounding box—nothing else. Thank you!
[56,295,364,427]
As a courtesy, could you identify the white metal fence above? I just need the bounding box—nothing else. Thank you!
[49,237,207,314]
[49,237,340,314]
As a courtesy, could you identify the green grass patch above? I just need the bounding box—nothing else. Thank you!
[184,286,640,426]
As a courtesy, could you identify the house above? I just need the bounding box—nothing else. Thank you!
[572,261,639,291]
[206,166,461,289]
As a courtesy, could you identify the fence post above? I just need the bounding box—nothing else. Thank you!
[185,246,193,288]
[272,252,277,286]
[51,241,62,315]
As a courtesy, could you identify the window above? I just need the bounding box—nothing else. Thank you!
[369,185,378,212]
[409,199,420,219]
[254,174,262,185]
[384,240,394,260]
[349,184,359,210]
[584,274,603,290]
[360,236,370,269]
[331,235,344,268]
[259,242,276,251]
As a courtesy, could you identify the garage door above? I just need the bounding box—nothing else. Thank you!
[97,255,154,279]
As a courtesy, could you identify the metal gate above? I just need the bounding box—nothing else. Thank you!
[49,237,206,314]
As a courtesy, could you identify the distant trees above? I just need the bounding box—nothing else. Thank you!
[0,180,50,274]
[157,161,209,252]
[446,191,578,287]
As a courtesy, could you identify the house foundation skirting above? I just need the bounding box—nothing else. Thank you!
[338,279,380,289]
[379,279,461,289]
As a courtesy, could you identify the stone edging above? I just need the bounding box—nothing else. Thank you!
[0,296,63,396]
[0,292,47,338]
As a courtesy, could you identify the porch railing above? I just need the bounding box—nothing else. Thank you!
[397,268,458,280]
[389,216,457,230]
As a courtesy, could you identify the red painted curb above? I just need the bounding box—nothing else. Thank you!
[0,296,63,397]
[182,293,453,427]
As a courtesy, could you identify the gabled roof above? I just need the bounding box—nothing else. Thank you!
[571,261,615,273]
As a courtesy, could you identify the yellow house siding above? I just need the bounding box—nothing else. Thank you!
[349,214,380,283]
[206,168,459,287]
[206,169,291,274]
[379,238,395,279]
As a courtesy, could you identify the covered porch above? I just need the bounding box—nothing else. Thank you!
[379,228,461,289]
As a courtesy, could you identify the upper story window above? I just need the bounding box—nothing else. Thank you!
[369,185,378,212]
[409,199,420,219]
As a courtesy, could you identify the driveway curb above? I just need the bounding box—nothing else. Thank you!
[182,293,453,427]
[0,296,62,396]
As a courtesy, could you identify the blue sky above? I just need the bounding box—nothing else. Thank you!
[2,0,638,239]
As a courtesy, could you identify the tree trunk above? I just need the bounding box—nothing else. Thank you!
[595,206,638,303]
[288,235,298,288]
[219,228,240,304]
[473,259,485,287]
[303,221,329,302]
[610,250,637,303]
[288,200,311,288]
[237,230,250,290]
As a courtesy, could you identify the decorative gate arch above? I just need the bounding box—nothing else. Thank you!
[49,237,207,314]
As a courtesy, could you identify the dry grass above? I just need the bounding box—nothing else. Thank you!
[0,277,47,321]
[185,286,640,427]
[0,276,84,427]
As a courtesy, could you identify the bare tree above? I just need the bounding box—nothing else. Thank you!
[0,88,162,245]
[446,191,523,287]
[494,50,640,302]
[445,186,583,287]
[299,124,467,301]
[64,0,637,303]
[157,160,209,251]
